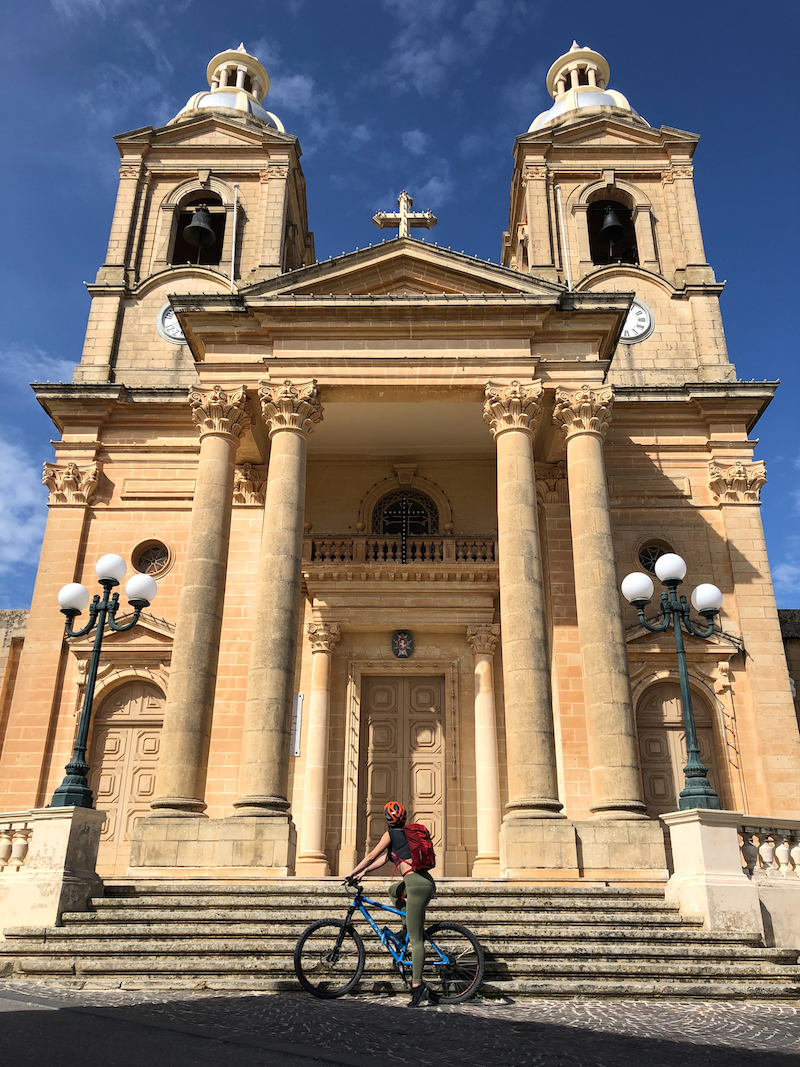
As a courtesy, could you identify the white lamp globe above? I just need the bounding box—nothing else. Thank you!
[621,572,655,605]
[691,583,723,615]
[125,573,158,605]
[95,554,127,583]
[654,553,687,583]
[57,583,90,612]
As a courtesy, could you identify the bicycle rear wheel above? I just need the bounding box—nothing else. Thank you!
[294,919,366,998]
[423,921,484,1003]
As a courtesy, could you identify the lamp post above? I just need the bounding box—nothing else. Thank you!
[50,554,158,809]
[620,553,723,811]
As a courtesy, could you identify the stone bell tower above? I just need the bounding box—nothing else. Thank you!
[503,42,731,385]
[74,44,314,388]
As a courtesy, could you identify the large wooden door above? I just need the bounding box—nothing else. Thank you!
[637,682,720,817]
[360,676,445,864]
[88,682,164,877]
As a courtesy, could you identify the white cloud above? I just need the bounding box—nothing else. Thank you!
[76,62,178,129]
[402,129,428,155]
[51,0,138,18]
[414,170,454,207]
[0,345,75,391]
[773,561,800,600]
[0,436,48,578]
[377,0,512,95]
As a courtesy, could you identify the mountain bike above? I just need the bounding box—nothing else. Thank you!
[294,876,484,1003]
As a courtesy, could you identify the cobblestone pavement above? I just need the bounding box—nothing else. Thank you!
[1,981,799,1066]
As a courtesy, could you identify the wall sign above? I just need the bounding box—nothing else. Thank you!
[392,630,414,659]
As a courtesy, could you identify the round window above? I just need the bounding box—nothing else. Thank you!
[133,541,171,577]
[637,541,672,575]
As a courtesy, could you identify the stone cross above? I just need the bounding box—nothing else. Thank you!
[372,190,437,239]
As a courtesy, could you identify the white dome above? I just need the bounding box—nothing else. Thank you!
[176,91,284,130]
[171,44,285,131]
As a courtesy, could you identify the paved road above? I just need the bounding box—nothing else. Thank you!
[1,981,799,1067]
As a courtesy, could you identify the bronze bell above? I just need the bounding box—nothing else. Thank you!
[183,205,216,249]
[599,204,625,244]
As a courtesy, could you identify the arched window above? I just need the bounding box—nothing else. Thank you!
[372,489,439,537]
[170,191,226,267]
[587,198,638,266]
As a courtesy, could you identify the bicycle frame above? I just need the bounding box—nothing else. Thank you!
[340,885,450,969]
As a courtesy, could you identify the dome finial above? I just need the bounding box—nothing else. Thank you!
[237,43,246,52]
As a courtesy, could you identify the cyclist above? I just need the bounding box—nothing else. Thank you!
[344,800,438,1007]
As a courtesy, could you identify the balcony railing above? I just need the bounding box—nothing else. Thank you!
[303,536,496,565]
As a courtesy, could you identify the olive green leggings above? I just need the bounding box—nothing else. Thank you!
[389,870,436,984]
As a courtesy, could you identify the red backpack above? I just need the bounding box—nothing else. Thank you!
[401,823,436,873]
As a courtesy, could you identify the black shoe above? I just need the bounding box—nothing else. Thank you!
[409,981,439,1008]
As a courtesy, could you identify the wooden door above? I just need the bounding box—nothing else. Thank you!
[88,682,164,876]
[637,682,720,818]
[360,676,445,866]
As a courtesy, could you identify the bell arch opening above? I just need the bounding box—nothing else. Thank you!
[170,191,226,267]
[587,195,638,266]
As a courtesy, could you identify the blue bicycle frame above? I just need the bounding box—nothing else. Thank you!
[344,885,450,970]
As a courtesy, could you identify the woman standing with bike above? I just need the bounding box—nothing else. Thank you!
[345,800,439,1007]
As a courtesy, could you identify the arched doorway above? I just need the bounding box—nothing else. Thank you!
[636,681,722,818]
[88,681,164,877]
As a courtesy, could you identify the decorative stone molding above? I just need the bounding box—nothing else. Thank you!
[524,165,547,181]
[233,463,267,506]
[483,380,544,439]
[466,623,500,656]
[307,622,341,654]
[553,385,613,440]
[708,460,767,504]
[189,384,251,440]
[42,461,101,505]
[535,461,569,504]
[259,379,323,437]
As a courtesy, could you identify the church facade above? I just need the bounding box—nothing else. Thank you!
[1,42,798,883]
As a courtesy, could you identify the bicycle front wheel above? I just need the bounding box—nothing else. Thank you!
[294,919,366,998]
[423,921,484,1004]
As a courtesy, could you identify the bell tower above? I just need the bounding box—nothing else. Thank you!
[503,42,732,385]
[74,44,314,388]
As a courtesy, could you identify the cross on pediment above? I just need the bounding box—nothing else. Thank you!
[372,190,437,239]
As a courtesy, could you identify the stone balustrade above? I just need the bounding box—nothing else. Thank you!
[0,813,33,874]
[739,818,800,879]
[303,536,496,565]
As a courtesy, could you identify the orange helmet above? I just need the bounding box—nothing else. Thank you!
[384,801,406,827]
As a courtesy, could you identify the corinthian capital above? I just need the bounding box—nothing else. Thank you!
[708,460,767,504]
[307,622,341,653]
[553,385,613,440]
[189,385,251,440]
[233,463,267,506]
[483,380,544,439]
[466,624,500,656]
[42,461,101,505]
[259,379,323,437]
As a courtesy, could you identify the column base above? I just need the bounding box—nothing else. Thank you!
[295,853,331,877]
[129,815,297,876]
[505,798,564,819]
[149,797,207,817]
[231,795,291,818]
[589,802,649,821]
[471,853,501,878]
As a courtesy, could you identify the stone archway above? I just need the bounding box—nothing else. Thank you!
[636,681,721,818]
[88,681,165,877]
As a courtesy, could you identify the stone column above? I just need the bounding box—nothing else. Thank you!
[296,622,341,876]
[483,381,562,822]
[234,380,323,818]
[151,385,251,815]
[553,385,646,819]
[466,624,502,876]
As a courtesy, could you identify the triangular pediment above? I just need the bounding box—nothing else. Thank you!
[67,612,175,652]
[520,117,699,152]
[242,239,563,300]
[116,115,295,151]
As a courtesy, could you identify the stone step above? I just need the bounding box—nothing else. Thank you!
[102,882,667,899]
[2,935,793,964]
[7,954,799,983]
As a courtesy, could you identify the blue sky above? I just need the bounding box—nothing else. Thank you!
[1,0,798,608]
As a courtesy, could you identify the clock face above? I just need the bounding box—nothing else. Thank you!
[621,299,654,343]
[157,303,186,344]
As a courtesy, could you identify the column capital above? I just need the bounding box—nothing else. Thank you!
[708,460,767,504]
[259,379,323,438]
[307,622,341,653]
[483,380,544,439]
[233,463,267,506]
[553,385,613,440]
[466,624,500,656]
[189,384,252,441]
[42,461,101,506]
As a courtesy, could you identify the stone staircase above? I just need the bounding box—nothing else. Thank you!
[2,881,799,998]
